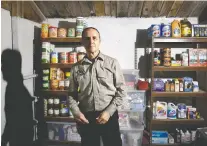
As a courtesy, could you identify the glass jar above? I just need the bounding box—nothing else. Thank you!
[64,72,70,90]
[59,80,65,90]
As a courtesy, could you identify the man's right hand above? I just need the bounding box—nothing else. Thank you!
[74,112,89,124]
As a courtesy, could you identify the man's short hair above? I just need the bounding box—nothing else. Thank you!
[82,27,101,40]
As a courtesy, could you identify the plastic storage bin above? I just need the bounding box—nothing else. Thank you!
[121,126,144,146]
[122,69,139,90]
[47,122,81,142]
[118,90,146,111]
[118,111,144,129]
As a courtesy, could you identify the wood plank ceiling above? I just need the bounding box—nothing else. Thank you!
[1,1,207,23]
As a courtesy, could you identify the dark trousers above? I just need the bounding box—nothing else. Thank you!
[77,111,122,146]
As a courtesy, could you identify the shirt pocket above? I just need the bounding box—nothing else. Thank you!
[97,68,114,91]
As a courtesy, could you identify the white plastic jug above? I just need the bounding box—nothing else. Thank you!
[167,103,177,119]
[155,101,167,119]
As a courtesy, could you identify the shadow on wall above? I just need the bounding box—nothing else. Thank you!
[58,21,76,29]
[1,49,34,146]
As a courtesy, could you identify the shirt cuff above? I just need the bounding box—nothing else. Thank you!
[105,103,117,116]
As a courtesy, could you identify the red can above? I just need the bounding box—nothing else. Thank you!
[69,52,77,64]
[59,52,69,64]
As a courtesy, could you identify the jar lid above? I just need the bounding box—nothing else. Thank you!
[65,72,70,77]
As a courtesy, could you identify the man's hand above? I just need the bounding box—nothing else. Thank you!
[96,111,110,124]
[74,112,89,124]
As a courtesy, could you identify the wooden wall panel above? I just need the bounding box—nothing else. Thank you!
[168,0,183,17]
[176,1,198,17]
[79,1,91,17]
[110,1,117,17]
[94,1,105,16]
[150,0,164,17]
[128,1,144,17]
[117,1,129,17]
[104,1,111,16]
[141,1,154,17]
[159,1,174,17]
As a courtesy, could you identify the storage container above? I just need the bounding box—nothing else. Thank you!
[122,69,139,90]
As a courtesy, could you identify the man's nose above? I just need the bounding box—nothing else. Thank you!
[89,38,94,44]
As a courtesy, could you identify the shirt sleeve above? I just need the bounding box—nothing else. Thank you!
[68,66,81,117]
[105,59,126,116]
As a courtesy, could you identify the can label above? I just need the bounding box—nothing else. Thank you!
[69,52,77,64]
[51,52,58,63]
[152,25,161,37]
[41,24,49,38]
[60,52,68,63]
[68,28,75,37]
[162,25,171,37]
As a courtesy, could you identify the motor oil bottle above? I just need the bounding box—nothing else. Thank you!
[181,18,192,37]
[172,20,181,37]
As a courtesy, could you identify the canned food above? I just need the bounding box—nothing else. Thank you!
[76,26,83,38]
[164,58,171,67]
[48,108,53,116]
[43,81,49,90]
[54,108,60,116]
[43,75,49,81]
[76,17,84,27]
[43,69,50,75]
[51,52,58,63]
[41,23,49,38]
[42,42,50,50]
[59,52,69,64]
[59,80,65,90]
[161,24,171,37]
[49,26,57,38]
[58,28,67,38]
[69,52,77,64]
[41,51,50,63]
[68,28,75,37]
[51,80,59,90]
[151,24,161,37]
[163,48,171,58]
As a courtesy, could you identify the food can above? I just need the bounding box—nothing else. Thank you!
[51,80,59,90]
[76,26,83,38]
[59,52,69,64]
[69,52,77,64]
[161,24,171,37]
[57,28,67,38]
[151,24,161,37]
[43,81,49,90]
[41,50,50,63]
[51,52,58,63]
[43,75,49,81]
[164,57,171,67]
[41,23,49,38]
[42,42,50,51]
[49,26,57,38]
[76,17,84,27]
[163,48,171,58]
[68,28,75,37]
[43,69,50,75]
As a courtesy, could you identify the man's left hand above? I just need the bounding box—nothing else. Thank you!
[96,111,110,124]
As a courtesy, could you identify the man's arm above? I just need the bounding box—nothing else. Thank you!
[105,59,126,116]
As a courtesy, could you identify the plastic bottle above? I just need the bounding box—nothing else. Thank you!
[167,103,177,119]
[185,130,191,143]
[172,20,181,37]
[180,130,185,143]
[176,128,181,143]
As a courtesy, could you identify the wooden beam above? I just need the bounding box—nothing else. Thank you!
[34,1,51,17]
[94,1,105,16]
[167,0,183,17]
[141,1,153,17]
[29,1,46,22]
[128,1,144,17]
[176,1,198,17]
[159,1,174,17]
[190,1,207,17]
[150,0,164,17]
[1,1,12,11]
[104,1,111,16]
[110,1,117,17]
[199,4,207,23]
[79,1,91,17]
[117,1,129,17]
[11,1,23,17]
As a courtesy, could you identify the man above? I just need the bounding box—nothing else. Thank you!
[68,27,126,146]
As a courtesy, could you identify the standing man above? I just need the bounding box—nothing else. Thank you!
[68,27,126,146]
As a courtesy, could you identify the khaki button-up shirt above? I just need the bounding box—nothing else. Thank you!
[68,52,126,117]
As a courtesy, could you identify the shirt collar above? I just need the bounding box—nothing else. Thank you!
[82,51,104,64]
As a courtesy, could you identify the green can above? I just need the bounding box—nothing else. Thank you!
[43,81,49,90]
[68,28,75,37]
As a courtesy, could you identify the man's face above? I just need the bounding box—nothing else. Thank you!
[81,29,100,53]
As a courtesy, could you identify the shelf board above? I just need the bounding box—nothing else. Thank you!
[42,90,68,95]
[42,63,73,68]
[151,90,207,97]
[42,37,82,43]
[151,143,193,146]
[47,140,81,146]
[151,118,204,124]
[153,37,207,43]
[45,116,75,122]
[153,66,207,71]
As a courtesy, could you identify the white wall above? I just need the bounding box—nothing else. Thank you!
[47,17,198,69]
[1,9,41,134]
[1,8,12,134]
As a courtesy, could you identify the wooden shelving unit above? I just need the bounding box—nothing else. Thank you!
[153,66,207,72]
[44,116,76,122]
[38,37,81,146]
[42,63,73,69]
[42,37,82,43]
[148,37,207,146]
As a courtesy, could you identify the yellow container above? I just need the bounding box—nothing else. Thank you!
[41,23,49,38]
[171,20,181,37]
